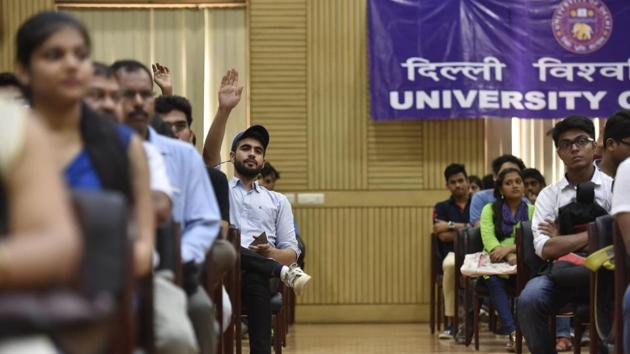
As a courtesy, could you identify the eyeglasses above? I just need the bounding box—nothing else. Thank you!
[164,120,189,133]
[557,136,594,151]
[120,89,154,101]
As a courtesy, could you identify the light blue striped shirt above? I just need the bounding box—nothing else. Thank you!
[229,177,300,257]
[148,127,221,263]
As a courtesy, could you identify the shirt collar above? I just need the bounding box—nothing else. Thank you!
[559,166,604,191]
[230,176,261,192]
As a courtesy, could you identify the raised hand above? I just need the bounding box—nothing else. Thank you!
[218,68,244,111]
[152,62,173,96]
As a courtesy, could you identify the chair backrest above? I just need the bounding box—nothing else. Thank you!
[72,191,135,354]
[72,191,130,297]
[519,221,547,276]
[430,233,444,277]
[454,228,467,290]
[464,227,483,255]
[155,218,179,275]
[594,214,614,249]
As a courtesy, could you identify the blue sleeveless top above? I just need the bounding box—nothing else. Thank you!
[64,124,133,190]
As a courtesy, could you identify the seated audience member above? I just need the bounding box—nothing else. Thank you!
[0,72,25,104]
[0,99,81,354]
[518,116,614,354]
[85,62,173,223]
[155,93,238,332]
[112,59,221,354]
[432,163,471,339]
[522,168,546,204]
[155,95,195,144]
[15,12,155,278]
[84,62,197,353]
[470,155,527,226]
[611,157,630,351]
[468,175,482,195]
[480,168,533,351]
[202,69,311,354]
[597,110,630,178]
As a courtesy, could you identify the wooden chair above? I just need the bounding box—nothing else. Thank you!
[454,228,494,346]
[224,226,242,354]
[613,221,629,354]
[588,215,614,354]
[516,221,590,354]
[10,191,136,354]
[515,221,542,354]
[453,228,466,342]
[430,233,446,334]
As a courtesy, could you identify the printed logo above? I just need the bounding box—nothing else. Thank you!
[552,0,613,54]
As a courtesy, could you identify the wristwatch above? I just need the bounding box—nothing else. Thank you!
[448,221,455,230]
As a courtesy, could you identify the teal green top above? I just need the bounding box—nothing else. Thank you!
[480,203,535,253]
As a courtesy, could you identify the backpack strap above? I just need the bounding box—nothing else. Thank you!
[576,181,595,204]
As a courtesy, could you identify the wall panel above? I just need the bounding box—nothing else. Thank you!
[249,0,308,190]
[0,0,55,72]
[252,0,488,322]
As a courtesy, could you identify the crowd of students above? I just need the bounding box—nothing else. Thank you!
[433,113,630,353]
[0,11,311,354]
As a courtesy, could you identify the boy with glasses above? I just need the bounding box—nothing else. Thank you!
[518,116,613,354]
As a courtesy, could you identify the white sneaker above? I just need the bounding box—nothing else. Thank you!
[281,263,311,295]
[438,329,452,339]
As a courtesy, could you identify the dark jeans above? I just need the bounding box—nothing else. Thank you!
[484,276,516,334]
[241,247,280,354]
[518,275,586,354]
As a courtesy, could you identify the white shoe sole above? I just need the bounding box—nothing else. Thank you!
[291,273,312,296]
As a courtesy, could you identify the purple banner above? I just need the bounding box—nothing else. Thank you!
[368,0,630,120]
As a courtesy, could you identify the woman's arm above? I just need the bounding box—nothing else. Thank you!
[1,119,81,289]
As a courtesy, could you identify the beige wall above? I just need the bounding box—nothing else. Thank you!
[249,0,486,322]
[0,0,55,71]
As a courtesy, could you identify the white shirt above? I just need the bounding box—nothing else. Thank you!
[143,141,173,199]
[532,167,613,258]
[612,159,630,216]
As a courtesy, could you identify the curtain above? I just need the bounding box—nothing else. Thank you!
[66,7,248,160]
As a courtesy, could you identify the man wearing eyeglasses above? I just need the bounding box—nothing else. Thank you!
[517,116,613,354]
[596,111,630,178]
[155,95,195,144]
[112,59,222,354]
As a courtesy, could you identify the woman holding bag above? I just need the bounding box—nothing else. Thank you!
[480,168,534,351]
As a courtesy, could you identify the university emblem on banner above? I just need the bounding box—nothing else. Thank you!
[552,0,613,54]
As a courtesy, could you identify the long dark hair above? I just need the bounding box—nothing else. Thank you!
[16,12,131,202]
[492,168,524,241]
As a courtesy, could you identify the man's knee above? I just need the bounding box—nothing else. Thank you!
[518,276,550,314]
[211,239,237,275]
[188,287,215,319]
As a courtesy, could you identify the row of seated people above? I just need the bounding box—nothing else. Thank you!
[0,11,311,354]
[433,113,630,353]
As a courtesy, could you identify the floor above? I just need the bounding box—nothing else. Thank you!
[247,323,531,354]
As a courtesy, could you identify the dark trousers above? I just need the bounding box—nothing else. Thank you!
[241,247,279,354]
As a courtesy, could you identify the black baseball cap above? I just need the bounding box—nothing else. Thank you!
[231,125,269,152]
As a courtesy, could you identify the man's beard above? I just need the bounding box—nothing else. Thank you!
[234,158,261,178]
